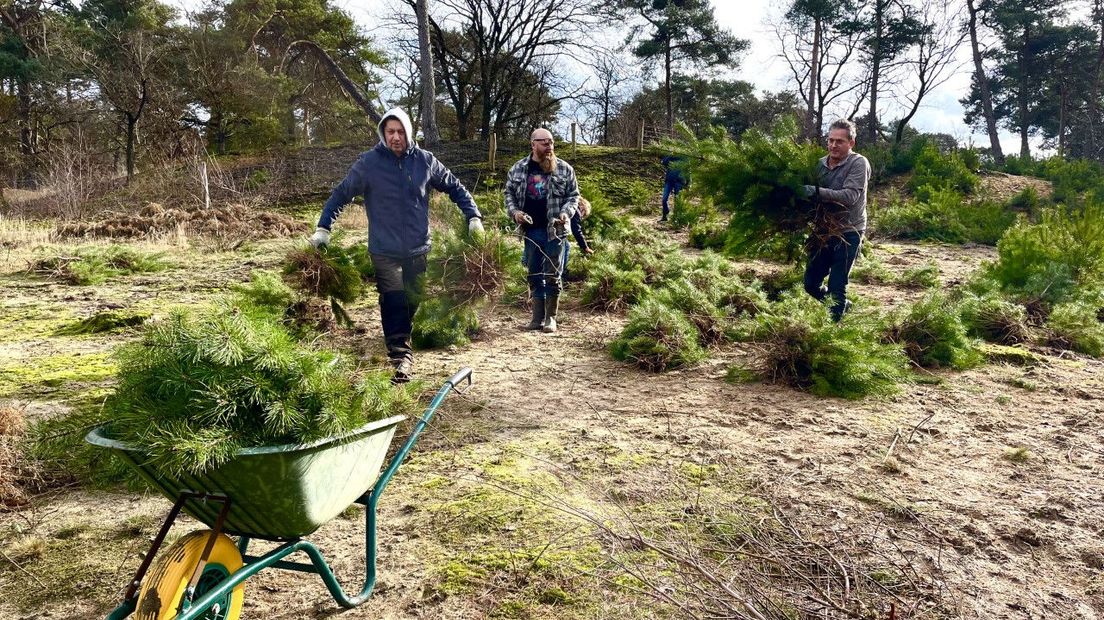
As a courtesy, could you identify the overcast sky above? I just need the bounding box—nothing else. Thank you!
[168,0,1021,152]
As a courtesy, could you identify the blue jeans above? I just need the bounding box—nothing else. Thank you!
[523,228,564,299]
[804,231,862,321]
[661,181,683,218]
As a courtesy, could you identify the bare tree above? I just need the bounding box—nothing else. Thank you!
[410,0,601,139]
[579,52,632,145]
[776,7,866,139]
[893,0,968,144]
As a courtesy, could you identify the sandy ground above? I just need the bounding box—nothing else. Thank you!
[1,228,1103,619]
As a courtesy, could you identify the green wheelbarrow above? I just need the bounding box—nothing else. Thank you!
[86,367,473,620]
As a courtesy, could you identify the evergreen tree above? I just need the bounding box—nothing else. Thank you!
[617,0,747,130]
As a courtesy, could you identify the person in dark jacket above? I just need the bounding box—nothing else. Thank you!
[660,154,689,222]
[310,107,483,383]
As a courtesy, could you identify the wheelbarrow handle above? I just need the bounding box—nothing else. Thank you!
[369,367,472,501]
[446,367,473,390]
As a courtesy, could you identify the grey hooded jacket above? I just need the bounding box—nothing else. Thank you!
[317,108,481,258]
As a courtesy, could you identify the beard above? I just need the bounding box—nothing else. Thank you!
[537,151,556,173]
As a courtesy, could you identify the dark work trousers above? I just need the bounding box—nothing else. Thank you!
[371,253,427,361]
[523,227,565,300]
[803,230,863,321]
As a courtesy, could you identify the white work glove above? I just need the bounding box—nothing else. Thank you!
[802,185,817,198]
[513,212,533,225]
[309,227,331,248]
[558,213,570,224]
[468,217,485,238]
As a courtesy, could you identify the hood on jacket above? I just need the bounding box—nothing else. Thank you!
[378,107,416,153]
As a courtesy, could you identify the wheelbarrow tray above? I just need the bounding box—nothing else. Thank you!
[86,415,406,541]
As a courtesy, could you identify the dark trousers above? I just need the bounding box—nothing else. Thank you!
[523,228,564,300]
[371,253,427,360]
[804,231,862,321]
[661,181,683,218]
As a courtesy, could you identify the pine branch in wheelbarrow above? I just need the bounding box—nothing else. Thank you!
[664,120,825,262]
[99,301,417,477]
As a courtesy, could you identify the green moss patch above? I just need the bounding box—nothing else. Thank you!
[55,311,149,336]
[0,353,115,398]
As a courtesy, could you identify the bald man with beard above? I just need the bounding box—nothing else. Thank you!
[504,128,581,333]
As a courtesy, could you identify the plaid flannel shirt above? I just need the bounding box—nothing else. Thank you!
[504,155,580,239]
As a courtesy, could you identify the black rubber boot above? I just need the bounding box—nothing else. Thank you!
[542,295,559,333]
[526,298,545,330]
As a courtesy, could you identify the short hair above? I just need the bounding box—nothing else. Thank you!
[828,119,857,141]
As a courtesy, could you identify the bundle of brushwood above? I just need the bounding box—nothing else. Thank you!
[282,243,370,326]
[100,301,414,476]
[667,121,826,261]
[413,226,523,348]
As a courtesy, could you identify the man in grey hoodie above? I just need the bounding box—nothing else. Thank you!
[801,118,871,322]
[310,107,483,383]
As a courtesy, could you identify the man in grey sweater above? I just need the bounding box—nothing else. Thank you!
[801,118,871,321]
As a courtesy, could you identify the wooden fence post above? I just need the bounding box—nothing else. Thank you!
[638,120,645,151]
[488,133,497,170]
[571,122,577,158]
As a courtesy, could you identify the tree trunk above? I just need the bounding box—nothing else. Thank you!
[664,34,673,131]
[966,0,1003,162]
[806,16,822,140]
[1058,83,1066,158]
[866,0,883,144]
[283,40,383,126]
[415,0,440,146]
[1018,26,1030,159]
[125,113,137,183]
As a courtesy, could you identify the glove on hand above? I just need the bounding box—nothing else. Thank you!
[310,227,331,248]
[802,185,817,198]
[468,217,485,238]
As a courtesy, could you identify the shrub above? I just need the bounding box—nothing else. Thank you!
[27,245,170,285]
[655,278,727,345]
[876,188,1015,245]
[1006,186,1045,215]
[101,302,413,476]
[412,297,480,348]
[986,205,1104,307]
[758,266,805,301]
[670,193,718,230]
[685,252,767,316]
[581,262,649,311]
[1045,300,1104,356]
[959,293,1031,345]
[749,295,908,398]
[907,143,978,200]
[578,175,631,242]
[688,219,728,250]
[898,262,940,289]
[883,293,983,369]
[609,298,706,371]
[851,254,895,285]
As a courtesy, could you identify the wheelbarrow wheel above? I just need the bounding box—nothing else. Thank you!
[135,529,245,620]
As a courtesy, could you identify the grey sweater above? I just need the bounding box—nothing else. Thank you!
[817,152,871,234]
